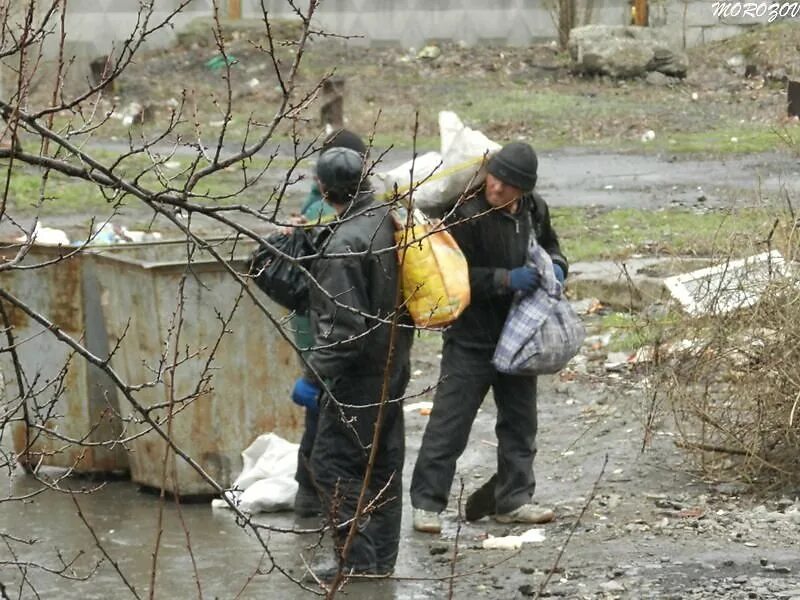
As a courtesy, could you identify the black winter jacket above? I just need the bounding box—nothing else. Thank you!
[308,192,413,379]
[444,190,568,349]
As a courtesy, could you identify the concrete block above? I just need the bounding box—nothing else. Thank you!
[664,251,788,316]
[568,257,709,311]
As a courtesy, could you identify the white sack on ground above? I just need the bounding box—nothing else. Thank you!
[211,432,299,513]
[375,111,500,216]
[237,476,298,514]
[481,527,546,550]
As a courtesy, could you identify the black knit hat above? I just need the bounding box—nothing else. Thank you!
[316,146,364,193]
[322,129,367,155]
[487,142,538,192]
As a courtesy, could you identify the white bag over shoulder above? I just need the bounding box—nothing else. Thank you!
[376,111,501,216]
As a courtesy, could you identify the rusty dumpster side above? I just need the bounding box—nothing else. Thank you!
[89,241,303,496]
[0,245,128,473]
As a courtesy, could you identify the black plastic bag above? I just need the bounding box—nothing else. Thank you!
[248,228,315,312]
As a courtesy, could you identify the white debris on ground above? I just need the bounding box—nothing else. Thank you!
[11,222,164,247]
[482,528,546,550]
[404,401,434,413]
[14,224,70,246]
[91,222,163,244]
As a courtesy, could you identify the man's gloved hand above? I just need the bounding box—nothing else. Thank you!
[291,377,321,410]
[508,265,540,294]
[553,264,565,284]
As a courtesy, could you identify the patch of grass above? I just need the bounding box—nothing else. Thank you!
[2,163,114,214]
[441,86,573,122]
[656,124,795,155]
[552,206,784,262]
[601,312,647,352]
[2,155,308,218]
[600,311,678,353]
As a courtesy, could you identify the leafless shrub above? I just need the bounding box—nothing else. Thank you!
[651,207,800,487]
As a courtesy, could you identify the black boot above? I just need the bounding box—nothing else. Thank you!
[303,554,380,584]
[465,474,497,522]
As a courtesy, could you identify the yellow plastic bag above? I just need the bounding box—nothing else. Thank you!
[393,210,471,328]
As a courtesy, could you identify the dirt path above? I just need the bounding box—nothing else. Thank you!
[2,310,799,599]
[535,149,799,209]
[395,328,800,600]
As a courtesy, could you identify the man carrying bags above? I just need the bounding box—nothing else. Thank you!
[410,141,568,533]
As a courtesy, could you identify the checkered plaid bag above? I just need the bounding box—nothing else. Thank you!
[492,240,585,375]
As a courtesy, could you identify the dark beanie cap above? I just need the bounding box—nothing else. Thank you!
[322,129,367,155]
[487,141,538,192]
[316,146,364,191]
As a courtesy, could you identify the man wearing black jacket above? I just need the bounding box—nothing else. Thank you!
[410,141,568,534]
[303,147,414,580]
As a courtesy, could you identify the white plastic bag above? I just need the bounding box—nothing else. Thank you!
[239,476,298,513]
[233,432,298,490]
[376,111,500,216]
[377,151,443,208]
[482,528,546,550]
[211,433,299,514]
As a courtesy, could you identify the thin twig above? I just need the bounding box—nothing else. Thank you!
[674,440,749,456]
[448,478,465,599]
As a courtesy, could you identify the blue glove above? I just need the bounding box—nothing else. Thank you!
[508,266,539,294]
[553,264,565,284]
[291,377,321,410]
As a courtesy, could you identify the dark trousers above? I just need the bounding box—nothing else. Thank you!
[292,313,317,492]
[309,366,409,571]
[410,339,538,515]
[295,407,319,492]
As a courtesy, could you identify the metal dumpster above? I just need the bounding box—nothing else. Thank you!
[89,238,302,496]
[0,244,128,473]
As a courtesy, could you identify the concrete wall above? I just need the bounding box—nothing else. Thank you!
[20,0,783,62]
[244,0,777,48]
[251,0,629,48]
